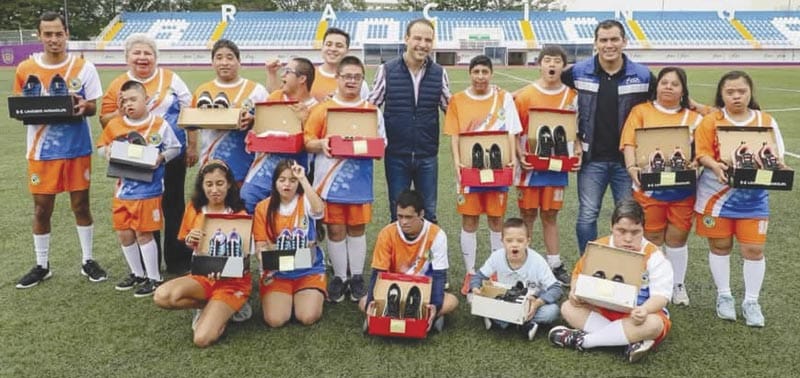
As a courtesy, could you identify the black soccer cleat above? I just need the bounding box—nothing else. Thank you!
[404,285,423,319]
[649,148,666,173]
[733,142,758,169]
[384,283,402,318]
[23,75,42,97]
[196,91,214,108]
[611,274,625,283]
[489,144,502,169]
[537,125,553,157]
[669,146,687,171]
[471,143,485,169]
[553,125,569,157]
[126,131,147,146]
[213,92,230,109]
[592,270,606,279]
[757,142,779,170]
[49,74,68,96]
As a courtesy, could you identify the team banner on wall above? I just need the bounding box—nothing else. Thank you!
[0,44,43,67]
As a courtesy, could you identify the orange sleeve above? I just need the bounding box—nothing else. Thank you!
[252,198,271,242]
[443,95,460,136]
[98,121,117,147]
[619,104,644,149]
[514,89,531,135]
[13,66,25,95]
[370,225,393,271]
[303,104,326,143]
[100,76,123,117]
[694,113,719,161]
[267,90,284,101]
[177,205,199,241]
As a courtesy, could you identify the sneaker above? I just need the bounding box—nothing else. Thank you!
[611,274,625,283]
[196,91,214,108]
[537,125,553,157]
[133,278,160,298]
[192,308,202,331]
[22,75,42,97]
[716,294,737,321]
[115,273,146,291]
[404,285,423,319]
[80,259,108,283]
[384,283,401,318]
[327,276,346,303]
[733,142,758,169]
[471,143,485,169]
[460,272,474,296]
[484,317,493,330]
[444,281,450,291]
[16,265,52,289]
[742,300,765,327]
[552,125,569,156]
[231,302,253,322]
[757,142,779,170]
[349,274,367,302]
[213,92,230,108]
[625,339,655,363]
[49,74,68,96]
[592,270,606,279]
[669,146,687,171]
[489,143,502,169]
[126,131,147,146]
[672,284,690,306]
[552,264,571,287]
[548,325,585,350]
[649,148,666,173]
[522,322,539,341]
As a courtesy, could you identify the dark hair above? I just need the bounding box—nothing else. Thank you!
[611,199,645,227]
[652,67,690,109]
[120,80,147,96]
[537,45,567,66]
[292,57,315,92]
[39,11,67,32]
[191,160,244,213]
[323,27,350,48]
[502,217,529,235]
[469,55,493,72]
[714,70,760,110]
[396,190,424,215]
[266,160,302,238]
[594,19,626,41]
[337,55,365,75]
[406,18,435,37]
[211,39,240,61]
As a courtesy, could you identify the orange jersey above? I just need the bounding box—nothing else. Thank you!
[371,220,449,276]
[178,205,247,247]
[444,87,522,135]
[310,65,369,101]
[619,101,702,149]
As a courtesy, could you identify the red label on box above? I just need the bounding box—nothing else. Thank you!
[460,167,513,187]
[525,154,579,172]
[329,136,385,159]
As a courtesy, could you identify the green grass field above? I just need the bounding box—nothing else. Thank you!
[1,65,799,377]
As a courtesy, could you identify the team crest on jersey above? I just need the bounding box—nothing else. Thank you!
[242,99,255,113]
[301,218,308,228]
[456,194,465,205]
[498,108,505,121]
[148,133,162,146]
[30,173,41,186]
[702,215,715,228]
[69,78,82,91]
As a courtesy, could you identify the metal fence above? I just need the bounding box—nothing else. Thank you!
[0,29,40,45]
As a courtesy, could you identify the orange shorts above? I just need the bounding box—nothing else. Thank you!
[259,272,327,299]
[695,214,768,245]
[633,191,694,233]
[517,186,564,211]
[597,307,672,346]
[27,156,91,194]
[457,191,508,217]
[191,274,252,311]
[324,203,371,226]
[112,196,163,232]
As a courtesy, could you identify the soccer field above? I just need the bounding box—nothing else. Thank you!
[1,65,799,377]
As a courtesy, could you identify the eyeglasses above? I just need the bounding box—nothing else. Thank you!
[338,74,364,82]
[281,67,297,76]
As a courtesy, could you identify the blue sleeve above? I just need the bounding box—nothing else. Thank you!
[561,66,575,89]
[470,270,491,292]
[537,282,563,304]
[366,269,383,305]
[431,269,446,311]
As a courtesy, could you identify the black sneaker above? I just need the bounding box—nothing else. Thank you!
[327,276,346,303]
[384,283,401,318]
[537,125,553,157]
[471,143,485,169]
[115,273,146,291]
[548,325,586,350]
[625,339,655,363]
[553,125,569,156]
[734,142,758,169]
[133,278,160,298]
[49,74,68,96]
[81,260,108,282]
[592,270,606,279]
[404,285,422,319]
[349,274,367,302]
[669,146,687,171]
[23,75,42,97]
[649,149,666,173]
[126,131,147,146]
[196,91,214,108]
[611,274,625,283]
[16,265,52,289]
[496,281,527,302]
[757,142,779,170]
[489,144,502,169]
[214,92,230,108]
[552,264,571,287]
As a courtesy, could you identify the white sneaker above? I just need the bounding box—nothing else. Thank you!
[231,302,252,322]
[716,294,737,321]
[433,316,445,333]
[191,308,202,331]
[484,317,493,330]
[672,284,690,306]
[742,300,765,327]
[525,322,539,341]
[626,339,655,363]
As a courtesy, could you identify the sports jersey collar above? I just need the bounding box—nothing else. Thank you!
[465,85,496,101]
[202,206,233,214]
[34,52,72,69]
[214,77,245,88]
[318,65,336,79]
[123,113,154,126]
[532,82,567,96]
[127,68,159,83]
[278,195,300,216]
[395,219,430,245]
[722,108,756,125]
[653,100,683,114]
[331,96,366,107]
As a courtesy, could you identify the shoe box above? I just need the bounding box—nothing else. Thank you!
[717,126,793,190]
[573,242,644,313]
[634,126,697,190]
[525,108,580,172]
[246,101,305,153]
[190,213,252,278]
[367,272,432,339]
[470,280,532,325]
[177,107,243,130]
[261,247,315,272]
[458,130,514,187]
[107,140,160,182]
[325,107,384,159]
[8,95,83,125]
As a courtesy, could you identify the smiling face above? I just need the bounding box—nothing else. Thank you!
[594,26,627,66]
[212,47,240,83]
[38,19,68,57]
[336,63,364,101]
[404,22,434,65]
[126,43,156,80]
[502,226,529,266]
[203,168,231,208]
[611,217,644,251]
[321,33,348,66]
[469,64,493,95]
[720,77,752,115]
[275,167,299,202]
[119,87,149,120]
[656,71,684,108]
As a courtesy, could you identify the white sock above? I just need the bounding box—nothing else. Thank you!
[665,244,688,286]
[489,230,502,251]
[328,238,348,280]
[34,233,50,268]
[461,229,477,273]
[581,320,629,348]
[582,311,611,333]
[743,258,765,302]
[346,235,366,276]
[122,243,145,277]
[139,238,162,281]
[76,224,94,263]
[708,252,731,296]
[546,254,562,269]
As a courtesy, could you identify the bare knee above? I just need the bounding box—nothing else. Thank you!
[462,216,479,232]
[708,237,733,254]
[263,312,289,328]
[193,330,218,348]
[295,310,321,326]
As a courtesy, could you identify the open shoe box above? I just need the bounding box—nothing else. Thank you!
[367,272,431,339]
[261,247,315,272]
[574,242,644,313]
[326,107,384,159]
[177,107,242,130]
[458,130,514,187]
[8,95,82,125]
[717,126,793,190]
[107,140,159,182]
[190,213,252,278]
[470,280,531,325]
[525,108,579,172]
[247,101,304,153]
[634,126,697,190]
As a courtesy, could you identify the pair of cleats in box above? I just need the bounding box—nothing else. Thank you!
[115,131,147,146]
[648,147,689,173]
[383,283,424,320]
[592,270,625,283]
[196,91,231,109]
[732,142,780,170]
[536,125,569,157]
[471,143,503,170]
[23,74,69,97]
[494,281,529,303]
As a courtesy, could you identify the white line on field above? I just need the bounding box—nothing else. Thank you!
[764,107,800,113]
[493,71,533,83]
[786,151,800,159]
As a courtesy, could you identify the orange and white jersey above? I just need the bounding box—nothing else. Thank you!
[619,101,702,149]
[14,53,102,160]
[371,220,448,276]
[177,205,243,246]
[310,65,370,102]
